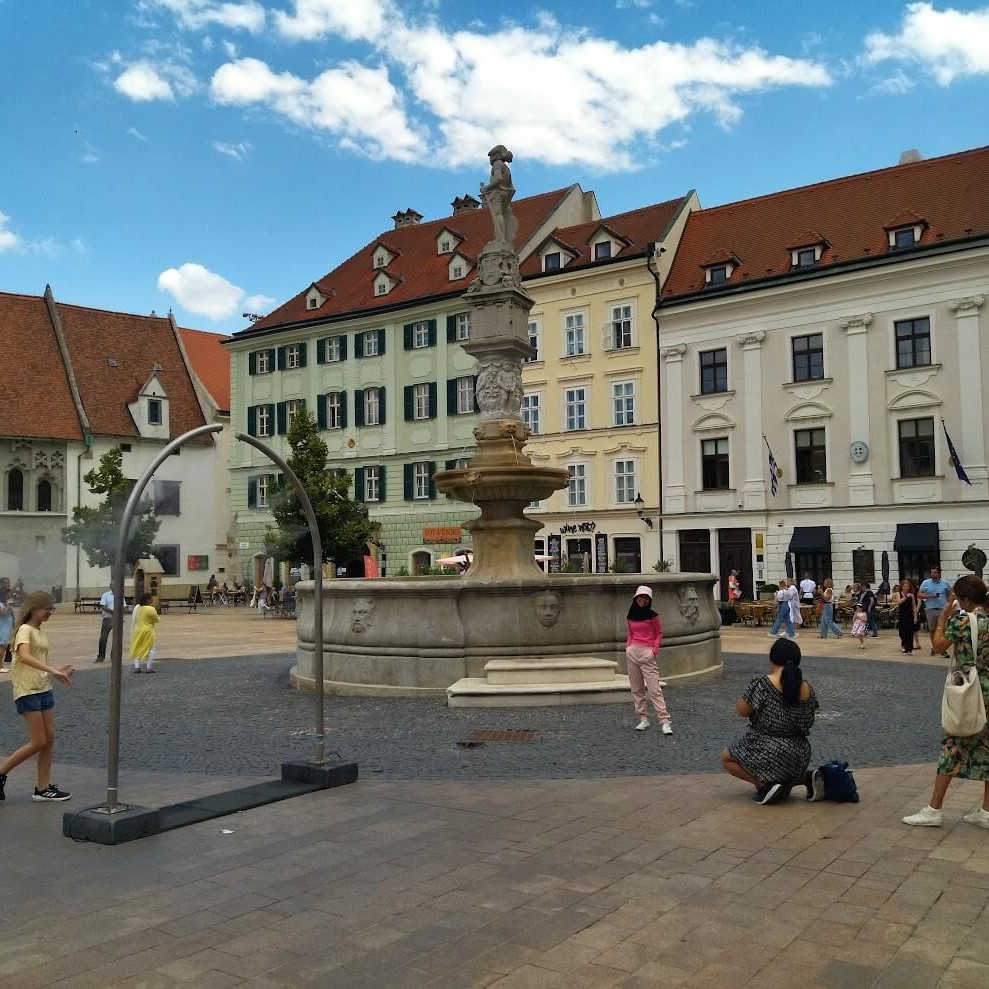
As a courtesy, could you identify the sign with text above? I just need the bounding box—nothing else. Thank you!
[595,533,609,573]
[187,554,209,571]
[548,534,562,574]
[560,521,596,534]
[422,526,462,544]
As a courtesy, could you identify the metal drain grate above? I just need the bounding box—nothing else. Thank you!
[464,729,540,743]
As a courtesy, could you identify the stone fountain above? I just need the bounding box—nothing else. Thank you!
[291,147,722,704]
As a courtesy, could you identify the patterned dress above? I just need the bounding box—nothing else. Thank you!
[728,676,819,786]
[938,610,989,780]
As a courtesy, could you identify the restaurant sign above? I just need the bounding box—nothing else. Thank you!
[423,526,462,544]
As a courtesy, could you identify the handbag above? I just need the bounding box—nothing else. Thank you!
[807,761,860,803]
[941,612,987,737]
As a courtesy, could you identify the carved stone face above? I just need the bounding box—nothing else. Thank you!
[351,597,376,634]
[676,585,700,625]
[534,591,562,628]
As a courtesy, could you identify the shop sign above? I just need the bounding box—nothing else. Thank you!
[595,533,609,573]
[560,521,596,534]
[187,554,209,571]
[547,534,562,574]
[423,526,462,544]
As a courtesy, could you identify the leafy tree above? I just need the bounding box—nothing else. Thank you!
[266,408,375,568]
[62,446,161,576]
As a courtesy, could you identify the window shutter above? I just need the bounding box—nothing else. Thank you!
[354,390,364,426]
[445,459,456,470]
[247,478,257,509]
[428,382,437,418]
[339,391,348,429]
[403,464,413,500]
[378,466,386,502]
[446,315,456,343]
[403,385,413,422]
[427,461,437,499]
[354,467,365,502]
[339,335,348,361]
[298,342,307,368]
[249,351,257,375]
[276,402,287,434]
[316,394,327,429]
[403,324,414,350]
[472,375,480,413]
[316,338,326,364]
[354,334,364,359]
[427,320,437,346]
[377,328,386,355]
[447,379,457,415]
[277,346,287,370]
[378,386,386,424]
[247,406,257,436]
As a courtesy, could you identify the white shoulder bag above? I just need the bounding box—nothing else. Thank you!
[941,611,988,737]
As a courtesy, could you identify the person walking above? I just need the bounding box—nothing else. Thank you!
[818,579,843,639]
[799,573,817,607]
[788,578,804,635]
[904,576,989,829]
[727,570,741,603]
[920,566,952,657]
[767,580,795,638]
[130,593,160,673]
[625,585,673,735]
[0,586,14,673]
[896,578,921,654]
[95,584,114,663]
[722,638,819,805]
[860,581,879,637]
[0,591,75,802]
[851,593,869,650]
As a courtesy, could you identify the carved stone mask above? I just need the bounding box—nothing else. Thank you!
[351,597,376,634]
[534,591,562,628]
[676,585,700,625]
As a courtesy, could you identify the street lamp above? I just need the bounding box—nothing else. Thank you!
[634,493,654,529]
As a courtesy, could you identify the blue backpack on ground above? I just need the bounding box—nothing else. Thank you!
[807,761,860,803]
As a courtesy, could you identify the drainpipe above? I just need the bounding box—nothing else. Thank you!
[647,243,666,568]
[75,432,93,597]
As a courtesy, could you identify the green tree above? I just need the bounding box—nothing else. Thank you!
[266,408,375,568]
[62,446,161,576]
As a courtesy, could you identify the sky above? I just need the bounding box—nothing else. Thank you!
[1,0,988,336]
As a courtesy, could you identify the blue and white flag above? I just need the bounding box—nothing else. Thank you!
[942,420,972,485]
[765,437,780,497]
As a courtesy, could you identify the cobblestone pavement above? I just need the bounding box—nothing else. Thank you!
[0,650,944,781]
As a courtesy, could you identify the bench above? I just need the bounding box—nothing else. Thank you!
[159,591,199,614]
[74,598,102,613]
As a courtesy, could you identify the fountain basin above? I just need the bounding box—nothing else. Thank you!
[291,573,722,698]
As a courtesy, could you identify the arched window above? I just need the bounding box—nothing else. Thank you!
[37,478,53,512]
[7,468,23,511]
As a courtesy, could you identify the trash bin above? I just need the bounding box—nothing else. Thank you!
[51,585,63,604]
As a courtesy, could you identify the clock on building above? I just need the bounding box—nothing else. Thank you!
[849,441,870,464]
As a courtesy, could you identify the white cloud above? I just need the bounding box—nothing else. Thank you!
[81,143,102,164]
[0,211,22,252]
[863,2,989,85]
[873,68,915,95]
[273,0,391,42]
[157,262,273,320]
[140,0,266,33]
[113,59,198,102]
[72,238,90,257]
[212,140,252,159]
[127,126,149,141]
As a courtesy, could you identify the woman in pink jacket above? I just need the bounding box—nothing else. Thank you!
[626,585,673,734]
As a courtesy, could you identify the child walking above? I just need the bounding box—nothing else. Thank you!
[0,591,75,802]
[625,585,673,735]
[851,599,868,650]
[130,593,160,673]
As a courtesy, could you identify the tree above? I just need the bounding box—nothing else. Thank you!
[63,446,161,576]
[266,408,376,568]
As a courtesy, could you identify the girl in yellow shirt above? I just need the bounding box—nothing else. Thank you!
[130,593,160,673]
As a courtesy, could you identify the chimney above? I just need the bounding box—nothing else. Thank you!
[392,208,423,229]
[451,194,481,215]
[898,149,922,165]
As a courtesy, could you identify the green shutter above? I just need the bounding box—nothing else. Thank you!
[355,333,365,359]
[339,335,348,361]
[446,315,456,343]
[403,464,413,500]
[403,324,414,350]
[248,351,257,375]
[428,381,437,418]
[316,394,327,429]
[276,402,287,434]
[355,467,365,502]
[378,386,386,424]
[428,461,437,499]
[266,348,275,371]
[378,466,386,503]
[447,379,457,415]
[427,319,437,347]
[377,328,386,355]
[316,338,326,364]
[403,385,413,422]
[472,375,480,413]
[247,406,257,436]
[354,390,364,426]
[298,342,307,368]
[277,346,287,370]
[339,391,348,429]
[247,477,257,508]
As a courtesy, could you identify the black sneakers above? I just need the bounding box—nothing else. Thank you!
[33,784,71,802]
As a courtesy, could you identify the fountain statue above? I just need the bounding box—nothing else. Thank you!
[291,147,722,704]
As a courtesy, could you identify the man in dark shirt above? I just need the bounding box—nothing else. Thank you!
[859,582,878,637]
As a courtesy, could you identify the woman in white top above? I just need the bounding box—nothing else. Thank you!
[818,579,843,639]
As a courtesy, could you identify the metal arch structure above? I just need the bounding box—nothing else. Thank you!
[98,424,327,816]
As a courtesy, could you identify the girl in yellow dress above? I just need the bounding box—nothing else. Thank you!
[130,593,160,673]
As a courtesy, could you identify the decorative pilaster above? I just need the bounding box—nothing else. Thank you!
[737,331,767,510]
[949,295,988,498]
[661,345,687,514]
[840,313,875,506]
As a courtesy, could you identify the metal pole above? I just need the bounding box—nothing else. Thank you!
[234,434,325,765]
[104,424,222,813]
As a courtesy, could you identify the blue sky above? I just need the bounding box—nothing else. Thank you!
[2,0,988,334]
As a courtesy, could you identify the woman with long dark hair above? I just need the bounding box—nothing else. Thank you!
[722,638,819,804]
[896,578,920,654]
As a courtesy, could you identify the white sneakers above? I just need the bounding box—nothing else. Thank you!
[635,719,650,731]
[661,722,674,735]
[963,807,989,830]
[903,805,943,827]
[635,719,674,735]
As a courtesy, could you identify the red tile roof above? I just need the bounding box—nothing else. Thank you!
[243,187,577,334]
[662,145,989,299]
[54,302,208,440]
[180,327,231,413]
[0,291,83,441]
[519,197,690,278]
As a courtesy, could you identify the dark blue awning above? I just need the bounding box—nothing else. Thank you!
[894,522,939,552]
[788,526,831,554]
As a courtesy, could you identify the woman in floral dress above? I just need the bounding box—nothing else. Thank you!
[904,575,989,828]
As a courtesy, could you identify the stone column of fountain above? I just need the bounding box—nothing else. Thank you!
[434,145,570,579]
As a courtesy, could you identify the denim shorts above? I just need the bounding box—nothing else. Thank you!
[15,690,55,714]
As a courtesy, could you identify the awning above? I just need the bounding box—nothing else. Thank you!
[788,526,831,554]
[893,522,940,552]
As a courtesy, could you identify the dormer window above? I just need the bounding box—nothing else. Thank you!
[706,265,729,285]
[594,241,612,260]
[441,239,451,253]
[452,264,464,279]
[376,283,387,295]
[148,398,162,426]
[372,244,396,269]
[544,252,561,272]
[435,228,461,255]
[305,286,325,310]
[884,212,927,250]
[374,256,386,268]
[307,297,318,309]
[891,226,919,248]
[373,271,395,297]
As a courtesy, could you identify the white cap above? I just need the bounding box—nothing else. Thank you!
[634,585,653,599]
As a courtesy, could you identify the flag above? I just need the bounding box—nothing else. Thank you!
[766,438,780,497]
[942,420,972,485]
